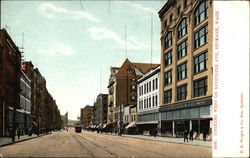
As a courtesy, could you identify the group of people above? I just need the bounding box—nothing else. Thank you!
[184,129,208,142]
[183,129,194,142]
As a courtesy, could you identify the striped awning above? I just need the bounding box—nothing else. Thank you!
[136,121,158,125]
[125,122,136,129]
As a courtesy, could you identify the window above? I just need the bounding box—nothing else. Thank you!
[131,78,136,82]
[164,50,172,67]
[155,95,158,106]
[177,62,187,80]
[169,14,173,23]
[165,32,172,49]
[131,85,136,92]
[149,97,151,108]
[164,70,172,86]
[184,0,188,9]
[194,25,208,49]
[127,69,132,73]
[144,99,146,109]
[146,98,149,108]
[177,84,187,101]
[152,95,155,107]
[194,51,208,73]
[194,1,208,25]
[144,84,146,94]
[178,18,187,39]
[177,40,188,59]
[155,78,158,89]
[164,90,172,104]
[149,81,151,92]
[194,77,207,97]
[177,6,181,15]
[152,79,155,90]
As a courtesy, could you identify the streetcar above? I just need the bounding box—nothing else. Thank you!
[75,125,82,133]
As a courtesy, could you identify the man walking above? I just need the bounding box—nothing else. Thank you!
[184,130,188,142]
[189,129,193,141]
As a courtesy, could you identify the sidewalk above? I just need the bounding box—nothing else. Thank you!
[122,134,211,147]
[100,132,211,147]
[0,134,45,147]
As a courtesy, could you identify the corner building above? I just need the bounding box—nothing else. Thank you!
[158,0,213,140]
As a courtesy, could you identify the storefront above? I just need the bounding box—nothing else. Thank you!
[137,109,159,135]
[160,98,212,139]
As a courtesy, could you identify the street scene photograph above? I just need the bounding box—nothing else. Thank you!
[0,0,249,157]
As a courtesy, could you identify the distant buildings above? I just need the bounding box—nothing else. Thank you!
[0,29,62,139]
[93,94,108,129]
[81,105,93,129]
[61,112,68,128]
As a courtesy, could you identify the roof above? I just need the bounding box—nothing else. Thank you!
[158,0,176,19]
[132,62,159,74]
[116,58,160,77]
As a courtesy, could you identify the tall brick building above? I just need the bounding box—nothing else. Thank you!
[107,58,159,134]
[158,0,213,139]
[0,29,21,137]
[81,105,93,129]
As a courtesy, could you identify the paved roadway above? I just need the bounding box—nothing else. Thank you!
[0,130,211,157]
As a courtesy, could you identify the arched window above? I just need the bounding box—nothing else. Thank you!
[165,32,172,49]
[194,1,208,25]
[178,18,187,39]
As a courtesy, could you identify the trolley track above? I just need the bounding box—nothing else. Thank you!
[79,131,168,157]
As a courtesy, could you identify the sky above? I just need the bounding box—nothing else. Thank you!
[1,0,167,120]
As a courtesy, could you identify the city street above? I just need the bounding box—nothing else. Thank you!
[0,130,211,157]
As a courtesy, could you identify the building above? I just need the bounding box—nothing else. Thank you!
[106,67,120,131]
[0,29,21,138]
[158,0,213,139]
[107,58,159,134]
[137,66,160,135]
[93,94,108,129]
[19,70,32,135]
[61,112,68,129]
[81,105,93,129]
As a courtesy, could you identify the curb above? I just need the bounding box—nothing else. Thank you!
[0,134,48,147]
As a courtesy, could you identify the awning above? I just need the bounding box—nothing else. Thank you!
[200,115,212,119]
[32,121,38,126]
[136,121,158,125]
[125,122,136,129]
[103,123,107,129]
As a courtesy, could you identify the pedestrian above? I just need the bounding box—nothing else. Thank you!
[17,127,20,140]
[154,128,157,137]
[189,129,193,141]
[203,130,207,141]
[184,130,188,142]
